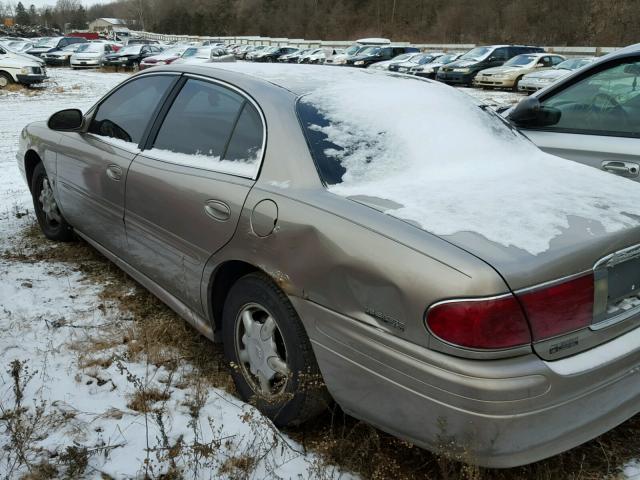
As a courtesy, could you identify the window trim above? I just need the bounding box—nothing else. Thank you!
[138,73,268,180]
[522,54,640,139]
[84,72,181,153]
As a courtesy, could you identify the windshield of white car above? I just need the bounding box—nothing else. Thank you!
[439,53,460,64]
[504,54,538,67]
[35,37,57,47]
[412,54,438,64]
[555,58,591,70]
[393,53,413,62]
[460,47,491,61]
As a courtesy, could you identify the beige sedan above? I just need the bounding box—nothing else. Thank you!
[474,52,565,90]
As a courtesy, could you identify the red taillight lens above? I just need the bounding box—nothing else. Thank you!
[516,273,594,341]
[165,57,178,64]
[426,295,531,349]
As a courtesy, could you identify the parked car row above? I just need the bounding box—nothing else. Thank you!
[0,34,601,95]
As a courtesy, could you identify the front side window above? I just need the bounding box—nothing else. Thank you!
[88,75,174,145]
[150,79,264,177]
[541,59,640,137]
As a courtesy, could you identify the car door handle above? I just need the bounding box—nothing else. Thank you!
[601,160,640,177]
[204,200,231,221]
[106,164,123,181]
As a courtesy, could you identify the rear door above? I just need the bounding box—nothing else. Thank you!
[56,73,177,254]
[522,55,640,181]
[124,76,265,312]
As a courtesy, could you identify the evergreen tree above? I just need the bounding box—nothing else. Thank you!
[15,2,31,25]
[28,4,37,24]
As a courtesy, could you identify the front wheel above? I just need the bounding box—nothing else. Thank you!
[513,75,523,92]
[31,162,74,242]
[222,272,330,426]
[0,71,13,89]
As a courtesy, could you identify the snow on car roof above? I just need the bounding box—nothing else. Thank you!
[171,63,640,255]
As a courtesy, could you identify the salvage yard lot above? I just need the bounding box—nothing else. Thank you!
[1,68,640,479]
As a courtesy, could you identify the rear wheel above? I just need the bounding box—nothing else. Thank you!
[0,71,13,89]
[31,162,74,241]
[222,272,330,426]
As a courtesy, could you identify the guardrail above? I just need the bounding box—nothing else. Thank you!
[128,30,621,57]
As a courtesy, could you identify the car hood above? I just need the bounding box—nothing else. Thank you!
[297,73,640,290]
[73,53,102,59]
[523,68,570,80]
[0,52,42,68]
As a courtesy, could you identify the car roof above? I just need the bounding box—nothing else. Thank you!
[154,62,430,96]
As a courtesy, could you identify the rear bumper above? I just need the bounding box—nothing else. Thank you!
[291,297,640,468]
[71,59,101,68]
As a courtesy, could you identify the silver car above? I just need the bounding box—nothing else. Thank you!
[508,44,640,181]
[16,63,640,468]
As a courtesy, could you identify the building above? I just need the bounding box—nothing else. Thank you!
[88,18,129,34]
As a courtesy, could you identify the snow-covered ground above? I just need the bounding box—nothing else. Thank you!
[0,67,637,479]
[0,69,355,479]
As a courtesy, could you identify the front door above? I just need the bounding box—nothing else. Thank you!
[56,73,177,253]
[125,76,265,312]
[522,56,640,181]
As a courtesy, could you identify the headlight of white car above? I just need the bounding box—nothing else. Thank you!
[20,67,29,74]
[335,59,346,65]
[354,60,365,66]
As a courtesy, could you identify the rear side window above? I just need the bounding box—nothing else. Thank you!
[150,78,264,177]
[297,100,346,185]
[88,75,174,146]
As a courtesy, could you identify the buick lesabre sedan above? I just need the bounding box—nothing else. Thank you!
[17,63,640,468]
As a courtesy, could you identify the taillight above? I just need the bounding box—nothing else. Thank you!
[425,273,594,350]
[516,273,593,341]
[426,295,531,349]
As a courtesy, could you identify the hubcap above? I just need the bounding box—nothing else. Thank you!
[38,178,62,225]
[235,303,290,397]
[0,76,8,88]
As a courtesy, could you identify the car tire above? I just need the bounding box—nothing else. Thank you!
[31,162,74,242]
[513,75,523,92]
[0,71,13,89]
[222,272,330,427]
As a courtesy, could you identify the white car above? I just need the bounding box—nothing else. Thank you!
[0,43,47,88]
[41,43,87,66]
[174,47,235,64]
[70,43,118,69]
[518,57,597,93]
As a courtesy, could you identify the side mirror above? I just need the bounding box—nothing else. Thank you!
[48,109,84,131]
[507,97,561,128]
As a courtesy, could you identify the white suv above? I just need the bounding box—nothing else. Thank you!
[0,44,47,88]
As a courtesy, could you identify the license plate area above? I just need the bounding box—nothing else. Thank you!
[593,244,640,329]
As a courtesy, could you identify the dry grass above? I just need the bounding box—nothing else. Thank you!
[4,220,640,480]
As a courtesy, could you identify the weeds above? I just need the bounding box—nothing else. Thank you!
[3,219,640,479]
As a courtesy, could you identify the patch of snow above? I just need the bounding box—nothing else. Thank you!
[144,147,261,178]
[624,459,640,479]
[298,72,640,255]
